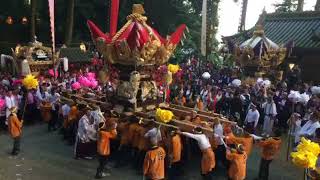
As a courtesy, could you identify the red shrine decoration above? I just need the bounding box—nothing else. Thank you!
[87,3,186,66]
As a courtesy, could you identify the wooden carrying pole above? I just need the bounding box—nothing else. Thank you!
[161,104,236,125]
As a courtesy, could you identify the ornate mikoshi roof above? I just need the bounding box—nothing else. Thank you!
[223,11,320,49]
[87,4,186,66]
[239,25,279,50]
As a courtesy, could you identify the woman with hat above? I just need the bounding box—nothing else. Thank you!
[8,106,23,155]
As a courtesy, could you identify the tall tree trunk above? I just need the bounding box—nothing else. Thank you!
[65,0,75,46]
[30,0,37,41]
[316,0,320,11]
[297,0,304,12]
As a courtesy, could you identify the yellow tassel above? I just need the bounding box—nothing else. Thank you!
[155,108,173,123]
[22,74,39,90]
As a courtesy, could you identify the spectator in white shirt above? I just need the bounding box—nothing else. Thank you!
[244,103,260,134]
[294,111,320,144]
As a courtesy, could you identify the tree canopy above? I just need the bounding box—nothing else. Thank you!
[0,0,221,60]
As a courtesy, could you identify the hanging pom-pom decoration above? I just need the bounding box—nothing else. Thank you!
[22,74,39,90]
[168,64,180,74]
[155,108,174,123]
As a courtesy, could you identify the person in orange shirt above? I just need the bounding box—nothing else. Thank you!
[226,144,247,180]
[196,96,204,111]
[181,96,187,106]
[143,137,166,180]
[116,119,130,167]
[255,130,282,180]
[95,121,117,179]
[178,127,215,180]
[225,133,253,156]
[167,129,183,179]
[63,104,78,144]
[8,107,23,156]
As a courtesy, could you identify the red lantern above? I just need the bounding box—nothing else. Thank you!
[6,16,13,25]
[22,17,28,25]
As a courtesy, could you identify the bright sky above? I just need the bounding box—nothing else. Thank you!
[217,0,317,39]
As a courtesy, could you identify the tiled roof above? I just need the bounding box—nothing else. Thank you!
[223,11,320,48]
[59,48,92,63]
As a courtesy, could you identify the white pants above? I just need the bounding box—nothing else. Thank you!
[263,116,274,135]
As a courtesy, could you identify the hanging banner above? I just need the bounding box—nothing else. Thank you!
[201,0,207,56]
[48,0,55,54]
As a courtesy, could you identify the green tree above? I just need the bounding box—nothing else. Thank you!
[275,0,298,12]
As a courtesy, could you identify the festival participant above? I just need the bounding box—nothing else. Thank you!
[25,89,36,124]
[190,111,202,125]
[262,96,277,137]
[61,102,71,133]
[66,103,79,144]
[95,121,117,179]
[226,144,247,180]
[196,96,204,111]
[230,92,243,123]
[294,110,320,145]
[136,123,149,170]
[5,90,17,125]
[167,129,183,179]
[255,130,282,180]
[226,132,253,156]
[144,123,162,146]
[213,118,227,168]
[7,107,23,155]
[244,103,260,134]
[178,127,215,180]
[287,113,301,147]
[143,137,166,180]
[127,117,142,165]
[184,84,193,102]
[116,117,131,167]
[47,87,60,131]
[74,106,95,159]
[240,89,251,114]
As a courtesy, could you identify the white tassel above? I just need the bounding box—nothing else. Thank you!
[63,57,68,72]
